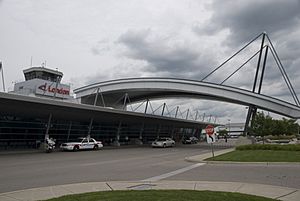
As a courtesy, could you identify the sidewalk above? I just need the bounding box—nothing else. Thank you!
[185,148,235,162]
[0,180,299,201]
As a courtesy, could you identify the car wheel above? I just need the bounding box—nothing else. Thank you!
[93,145,99,150]
[73,146,79,152]
[163,144,166,148]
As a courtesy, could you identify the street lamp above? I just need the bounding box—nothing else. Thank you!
[0,61,5,92]
[227,119,231,135]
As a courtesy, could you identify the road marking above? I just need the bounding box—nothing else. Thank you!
[141,163,205,182]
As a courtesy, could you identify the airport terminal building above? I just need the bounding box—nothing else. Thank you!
[0,67,213,149]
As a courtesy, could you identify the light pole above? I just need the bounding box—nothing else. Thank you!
[244,107,249,136]
[228,119,231,136]
[0,61,5,92]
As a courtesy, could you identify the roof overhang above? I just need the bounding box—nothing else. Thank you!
[0,92,215,128]
[74,78,300,119]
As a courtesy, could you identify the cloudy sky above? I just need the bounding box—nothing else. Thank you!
[0,0,300,124]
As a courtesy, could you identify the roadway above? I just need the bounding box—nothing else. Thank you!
[0,144,300,193]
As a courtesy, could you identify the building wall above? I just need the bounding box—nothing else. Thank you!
[13,79,72,100]
[0,113,194,150]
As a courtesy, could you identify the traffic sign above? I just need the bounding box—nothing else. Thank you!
[206,133,216,143]
[205,125,216,144]
[204,125,216,158]
[205,125,214,136]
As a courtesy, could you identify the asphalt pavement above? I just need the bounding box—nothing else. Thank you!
[0,144,299,200]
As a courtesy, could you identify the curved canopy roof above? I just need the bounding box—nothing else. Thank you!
[74,78,300,119]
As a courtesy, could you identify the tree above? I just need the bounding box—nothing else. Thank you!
[249,112,270,143]
[218,129,228,136]
[249,112,299,140]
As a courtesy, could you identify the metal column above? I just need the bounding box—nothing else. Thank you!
[144,99,149,114]
[175,106,179,118]
[244,33,268,135]
[87,118,93,138]
[161,103,166,116]
[45,113,52,139]
[67,121,72,142]
[93,88,100,106]
[115,121,122,146]
[0,62,5,92]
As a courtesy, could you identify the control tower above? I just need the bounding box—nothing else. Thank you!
[13,67,73,100]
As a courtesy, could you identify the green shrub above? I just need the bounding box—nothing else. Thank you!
[236,144,300,151]
[267,135,297,140]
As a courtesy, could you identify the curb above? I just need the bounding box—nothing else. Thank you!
[0,181,299,201]
[185,148,300,165]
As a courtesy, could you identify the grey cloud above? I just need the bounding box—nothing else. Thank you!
[192,0,300,105]
[82,61,147,86]
[196,0,300,45]
[117,29,218,79]
[91,39,111,55]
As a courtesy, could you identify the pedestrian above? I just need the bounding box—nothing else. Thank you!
[225,135,228,143]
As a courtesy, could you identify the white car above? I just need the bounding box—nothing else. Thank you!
[60,137,103,151]
[152,137,175,148]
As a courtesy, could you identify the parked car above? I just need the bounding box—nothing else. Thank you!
[60,137,103,151]
[189,136,199,143]
[152,137,175,148]
[182,136,199,144]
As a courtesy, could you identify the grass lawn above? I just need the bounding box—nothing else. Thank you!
[206,150,300,162]
[45,190,275,201]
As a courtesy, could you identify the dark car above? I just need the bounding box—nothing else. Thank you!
[182,136,199,144]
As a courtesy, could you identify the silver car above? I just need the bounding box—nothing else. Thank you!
[152,137,175,148]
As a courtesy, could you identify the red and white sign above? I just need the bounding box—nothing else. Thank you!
[205,125,214,136]
[205,125,216,143]
[38,83,70,95]
[35,80,71,98]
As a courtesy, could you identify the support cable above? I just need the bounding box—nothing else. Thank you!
[166,106,177,117]
[148,101,155,114]
[132,100,146,112]
[111,94,127,108]
[178,108,184,119]
[194,110,199,121]
[165,104,171,117]
[79,87,98,103]
[152,103,164,114]
[126,95,134,111]
[221,46,266,85]
[201,33,263,81]
[266,35,300,105]
[269,48,299,105]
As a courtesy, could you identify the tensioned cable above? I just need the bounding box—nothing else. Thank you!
[269,47,299,106]
[201,33,263,81]
[165,104,171,117]
[126,95,135,111]
[112,94,127,108]
[152,103,164,114]
[266,35,300,105]
[132,100,146,112]
[166,106,177,117]
[178,108,184,119]
[220,45,267,85]
[80,87,98,104]
[148,101,155,114]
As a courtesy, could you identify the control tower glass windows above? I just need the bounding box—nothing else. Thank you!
[24,71,62,83]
